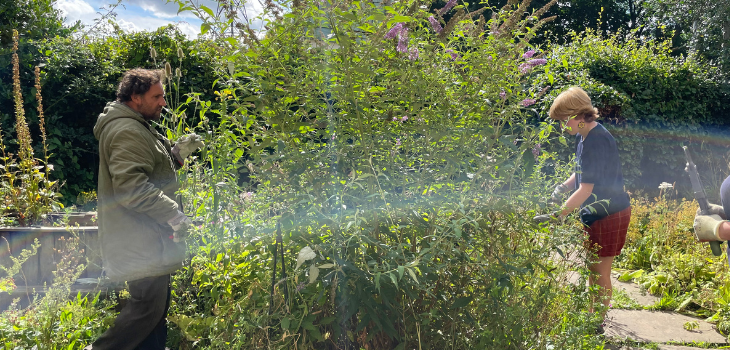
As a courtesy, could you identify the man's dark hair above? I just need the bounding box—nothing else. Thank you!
[116,68,164,102]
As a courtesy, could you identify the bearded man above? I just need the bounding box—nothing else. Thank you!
[87,68,203,350]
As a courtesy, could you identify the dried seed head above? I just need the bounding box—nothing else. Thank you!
[177,47,185,58]
[176,67,182,78]
[165,62,172,77]
[150,47,157,59]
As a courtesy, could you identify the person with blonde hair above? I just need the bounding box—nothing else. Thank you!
[538,86,631,334]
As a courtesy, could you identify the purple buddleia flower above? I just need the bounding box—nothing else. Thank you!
[409,47,419,61]
[393,117,399,122]
[519,63,531,74]
[397,28,409,52]
[385,23,404,39]
[528,58,547,66]
[499,90,506,100]
[521,98,536,107]
[523,49,536,59]
[532,143,541,159]
[445,49,460,61]
[428,16,443,34]
[401,115,409,121]
[439,0,457,14]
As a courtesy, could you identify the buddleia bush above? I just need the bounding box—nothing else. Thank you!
[168,0,604,348]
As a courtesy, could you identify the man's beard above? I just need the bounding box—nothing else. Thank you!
[141,107,162,121]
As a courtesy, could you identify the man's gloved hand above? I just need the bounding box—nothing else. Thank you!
[549,184,569,204]
[533,211,561,224]
[172,133,205,164]
[693,213,726,242]
[696,204,726,220]
[167,211,193,242]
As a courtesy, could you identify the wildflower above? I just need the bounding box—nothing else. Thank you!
[409,47,419,61]
[385,23,404,39]
[393,117,399,122]
[523,49,535,59]
[500,90,506,100]
[401,116,409,122]
[658,182,673,190]
[521,99,536,107]
[428,16,443,34]
[532,143,541,159]
[445,49,460,61]
[396,138,401,146]
[439,0,457,14]
[296,282,306,292]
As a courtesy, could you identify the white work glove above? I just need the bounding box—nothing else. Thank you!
[167,211,193,242]
[697,204,726,219]
[172,133,205,164]
[693,214,726,242]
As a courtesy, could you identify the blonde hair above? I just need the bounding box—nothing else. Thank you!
[549,86,599,122]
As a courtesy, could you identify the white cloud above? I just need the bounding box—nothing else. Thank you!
[115,16,201,38]
[55,0,96,24]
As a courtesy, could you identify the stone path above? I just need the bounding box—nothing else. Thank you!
[603,274,727,349]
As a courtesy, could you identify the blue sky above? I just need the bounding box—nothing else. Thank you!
[53,0,264,38]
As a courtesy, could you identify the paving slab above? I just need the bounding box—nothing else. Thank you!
[605,345,727,350]
[604,309,727,344]
[611,274,660,307]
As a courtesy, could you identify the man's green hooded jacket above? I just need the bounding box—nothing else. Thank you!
[94,101,185,282]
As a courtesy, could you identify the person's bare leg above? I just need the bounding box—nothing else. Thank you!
[588,256,615,319]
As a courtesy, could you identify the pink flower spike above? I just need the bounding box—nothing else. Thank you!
[521,98,536,107]
[523,49,536,59]
[396,138,401,146]
[499,90,506,100]
[428,16,443,34]
[385,23,404,39]
[439,0,457,14]
[401,116,409,121]
[393,117,399,122]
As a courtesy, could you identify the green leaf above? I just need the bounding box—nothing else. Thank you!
[397,266,404,280]
[200,5,215,18]
[281,317,290,330]
[201,23,211,35]
[450,296,474,309]
[389,272,398,289]
[407,267,418,283]
[375,271,381,291]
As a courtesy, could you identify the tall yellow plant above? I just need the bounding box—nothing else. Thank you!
[1,29,62,226]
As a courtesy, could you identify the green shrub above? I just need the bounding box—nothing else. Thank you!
[163,0,606,348]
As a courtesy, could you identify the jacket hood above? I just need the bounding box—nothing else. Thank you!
[94,101,148,140]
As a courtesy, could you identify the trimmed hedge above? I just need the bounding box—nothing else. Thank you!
[530,30,730,195]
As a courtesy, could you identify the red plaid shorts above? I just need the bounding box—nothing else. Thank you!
[583,206,632,257]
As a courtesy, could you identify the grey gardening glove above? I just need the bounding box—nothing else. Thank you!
[167,211,193,243]
[172,133,205,164]
[696,204,726,220]
[549,184,569,204]
[693,213,725,242]
[533,211,561,224]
